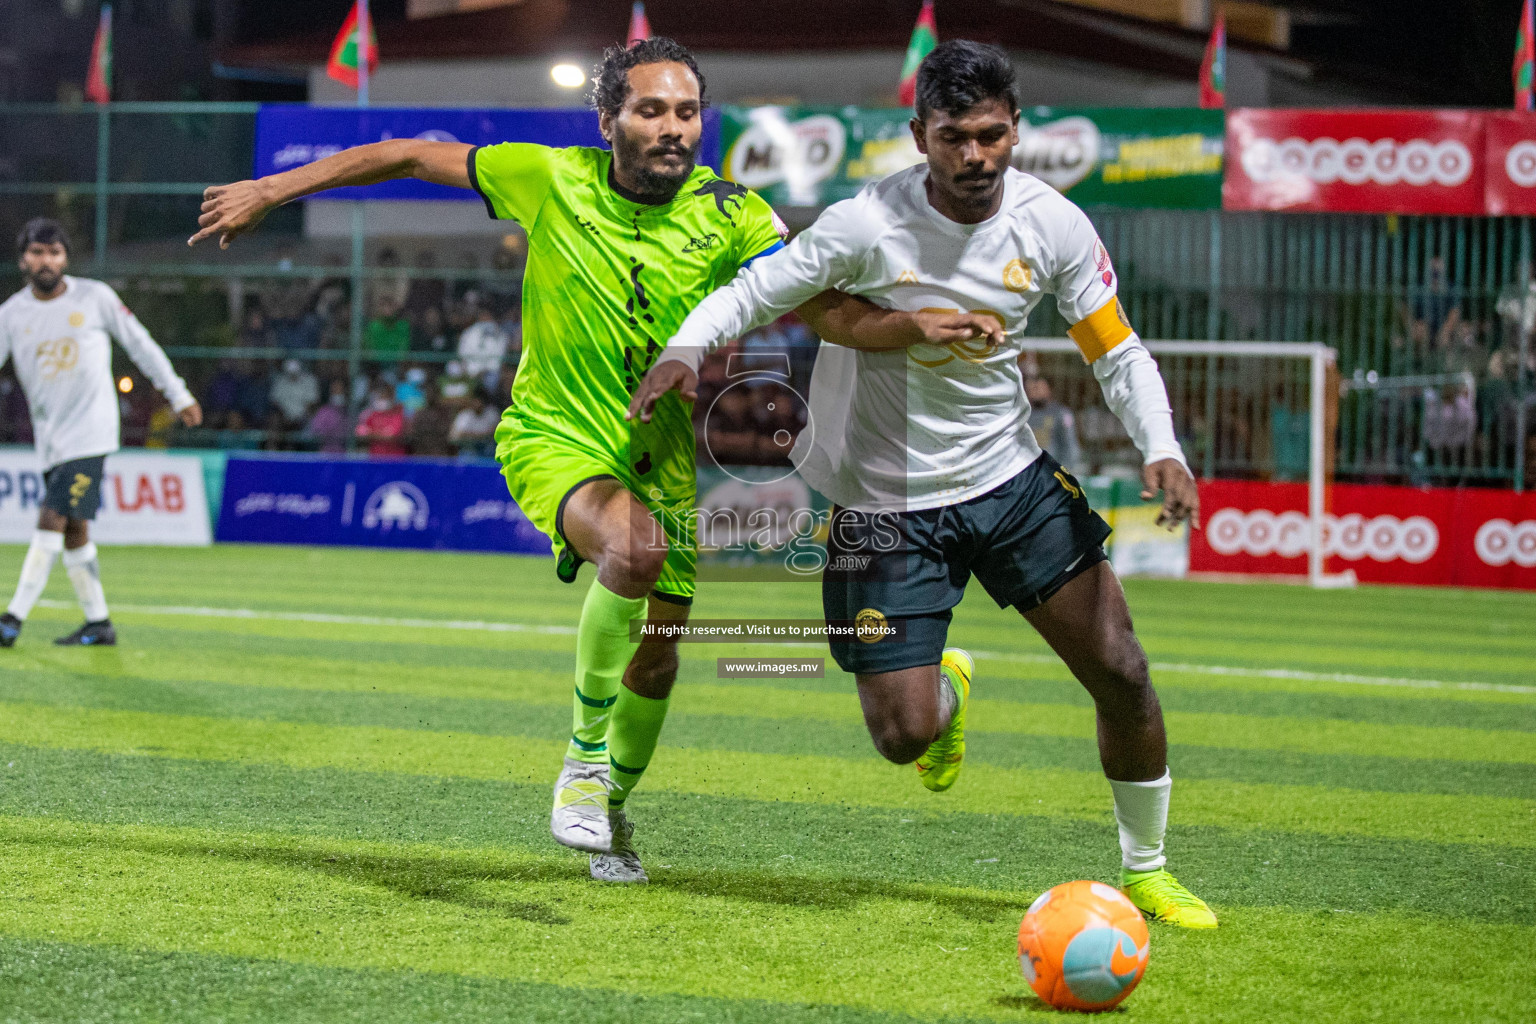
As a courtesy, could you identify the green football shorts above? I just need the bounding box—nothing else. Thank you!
[495,418,697,605]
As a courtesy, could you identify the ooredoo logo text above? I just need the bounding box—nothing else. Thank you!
[1206,508,1439,564]
[1240,137,1474,188]
[1474,519,1536,568]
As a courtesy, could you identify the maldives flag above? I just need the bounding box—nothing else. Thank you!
[898,0,937,107]
[327,0,378,91]
[1199,11,1226,109]
[85,5,112,104]
[627,2,651,47]
[1517,0,1534,111]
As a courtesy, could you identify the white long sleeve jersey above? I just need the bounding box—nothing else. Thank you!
[0,276,195,470]
[662,165,1188,512]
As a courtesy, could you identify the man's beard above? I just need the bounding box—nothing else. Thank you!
[27,267,62,293]
[614,128,700,199]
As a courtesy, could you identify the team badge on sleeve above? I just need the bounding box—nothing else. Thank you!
[1003,258,1033,293]
[1094,240,1114,287]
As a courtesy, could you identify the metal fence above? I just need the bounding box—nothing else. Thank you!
[0,103,1532,488]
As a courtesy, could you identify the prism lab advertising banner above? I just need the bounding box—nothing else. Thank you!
[720,106,1224,209]
[1223,109,1487,215]
[0,449,211,545]
[1190,480,1536,590]
[253,107,722,202]
[215,455,552,555]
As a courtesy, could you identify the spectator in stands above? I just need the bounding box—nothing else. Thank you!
[234,360,273,430]
[355,385,407,457]
[395,366,429,416]
[269,359,320,429]
[458,303,509,390]
[1025,374,1084,472]
[373,246,409,309]
[449,387,501,458]
[303,379,350,454]
[238,306,275,350]
[483,235,524,311]
[409,391,456,458]
[414,305,450,353]
[204,358,243,428]
[271,287,324,351]
[404,249,447,322]
[1414,256,1456,339]
[438,359,474,406]
[365,295,411,357]
[701,382,759,466]
[1422,380,1476,466]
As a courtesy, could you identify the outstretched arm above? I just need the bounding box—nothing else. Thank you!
[628,291,1004,423]
[795,291,1004,353]
[189,140,473,249]
[101,287,202,426]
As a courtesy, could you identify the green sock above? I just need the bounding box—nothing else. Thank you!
[607,685,671,808]
[567,581,646,764]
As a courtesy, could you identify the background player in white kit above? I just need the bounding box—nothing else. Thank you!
[0,219,202,647]
[632,42,1215,928]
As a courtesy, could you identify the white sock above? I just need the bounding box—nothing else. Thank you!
[1109,769,1172,872]
[7,530,63,620]
[62,542,109,623]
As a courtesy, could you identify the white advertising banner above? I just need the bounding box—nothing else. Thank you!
[0,448,211,546]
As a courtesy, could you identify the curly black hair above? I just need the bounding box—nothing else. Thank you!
[15,217,70,256]
[590,36,707,119]
[915,40,1018,120]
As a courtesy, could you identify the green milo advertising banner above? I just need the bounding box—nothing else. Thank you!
[719,105,1223,209]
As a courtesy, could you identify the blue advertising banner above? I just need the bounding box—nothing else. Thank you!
[215,454,552,555]
[253,105,722,201]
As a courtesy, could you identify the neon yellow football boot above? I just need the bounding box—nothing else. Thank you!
[915,648,972,793]
[1121,868,1218,929]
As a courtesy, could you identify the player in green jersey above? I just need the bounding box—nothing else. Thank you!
[191,38,997,883]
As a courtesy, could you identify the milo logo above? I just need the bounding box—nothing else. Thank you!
[1014,116,1101,193]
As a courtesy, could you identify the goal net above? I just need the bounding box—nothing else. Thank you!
[1017,339,1354,589]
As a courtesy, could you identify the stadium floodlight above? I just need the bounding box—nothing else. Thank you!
[1018,339,1354,590]
[550,63,586,89]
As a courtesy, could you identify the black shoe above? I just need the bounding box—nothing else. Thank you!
[0,612,20,648]
[54,619,116,647]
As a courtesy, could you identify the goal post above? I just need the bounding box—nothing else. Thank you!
[1016,338,1355,589]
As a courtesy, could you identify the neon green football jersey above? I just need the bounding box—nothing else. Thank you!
[469,143,786,471]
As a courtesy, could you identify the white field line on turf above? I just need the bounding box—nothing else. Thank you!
[37,598,1536,697]
[32,599,581,636]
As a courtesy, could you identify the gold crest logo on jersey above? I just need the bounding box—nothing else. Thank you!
[896,270,920,284]
[854,607,889,644]
[1003,258,1033,293]
[68,312,85,327]
[37,337,79,379]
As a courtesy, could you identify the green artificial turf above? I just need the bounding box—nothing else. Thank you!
[0,543,1532,1023]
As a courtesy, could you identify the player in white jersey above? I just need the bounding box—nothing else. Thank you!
[0,219,202,647]
[631,43,1215,928]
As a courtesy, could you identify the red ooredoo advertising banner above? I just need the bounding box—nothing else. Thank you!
[1224,109,1488,215]
[1191,481,1536,590]
[1484,112,1536,215]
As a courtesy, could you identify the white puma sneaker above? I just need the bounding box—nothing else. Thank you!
[551,757,612,853]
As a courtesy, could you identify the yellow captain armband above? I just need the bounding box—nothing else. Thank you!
[1066,298,1134,363]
